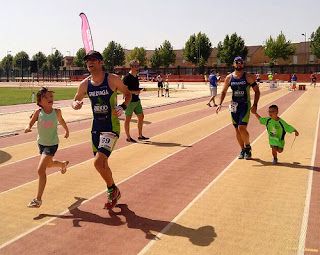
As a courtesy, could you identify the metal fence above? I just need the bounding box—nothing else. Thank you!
[1,64,320,82]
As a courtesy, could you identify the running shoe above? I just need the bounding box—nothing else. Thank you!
[272,158,278,164]
[206,103,212,107]
[28,198,42,208]
[104,186,121,210]
[238,148,245,159]
[126,137,137,143]
[138,136,149,140]
[244,146,252,160]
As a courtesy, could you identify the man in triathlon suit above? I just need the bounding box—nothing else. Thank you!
[72,50,131,209]
[157,73,164,97]
[216,56,260,159]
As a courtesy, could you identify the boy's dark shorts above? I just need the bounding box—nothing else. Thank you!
[38,144,58,156]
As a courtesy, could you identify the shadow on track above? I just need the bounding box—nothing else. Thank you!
[0,150,12,164]
[139,140,192,148]
[251,158,320,172]
[34,198,216,246]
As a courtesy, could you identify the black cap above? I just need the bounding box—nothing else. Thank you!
[84,50,103,61]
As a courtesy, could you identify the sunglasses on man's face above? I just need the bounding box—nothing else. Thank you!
[132,65,140,68]
[235,61,244,65]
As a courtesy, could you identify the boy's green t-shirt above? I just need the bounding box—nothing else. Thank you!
[260,117,295,148]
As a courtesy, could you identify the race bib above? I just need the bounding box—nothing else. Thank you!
[229,101,238,113]
[99,132,117,150]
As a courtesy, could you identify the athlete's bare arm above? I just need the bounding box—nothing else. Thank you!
[216,74,231,113]
[71,78,89,110]
[247,73,260,114]
[56,109,69,138]
[108,74,132,107]
[24,109,41,132]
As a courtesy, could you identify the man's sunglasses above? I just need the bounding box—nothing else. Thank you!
[132,65,140,68]
[235,61,244,65]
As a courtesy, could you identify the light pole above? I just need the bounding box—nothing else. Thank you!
[302,33,307,63]
[6,50,11,56]
[51,47,56,55]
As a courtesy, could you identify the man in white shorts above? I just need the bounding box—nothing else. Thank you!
[207,69,218,107]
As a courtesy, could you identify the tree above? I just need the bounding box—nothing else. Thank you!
[127,47,147,67]
[102,41,125,70]
[217,33,248,66]
[183,32,212,66]
[263,31,296,64]
[32,52,47,71]
[150,48,162,68]
[48,49,63,70]
[13,51,30,72]
[310,26,320,59]
[159,40,176,67]
[74,48,86,68]
[1,54,13,81]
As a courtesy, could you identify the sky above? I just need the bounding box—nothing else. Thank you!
[1,0,319,60]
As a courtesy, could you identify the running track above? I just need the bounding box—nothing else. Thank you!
[0,87,320,255]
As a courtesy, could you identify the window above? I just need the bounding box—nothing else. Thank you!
[293,55,298,64]
[246,57,251,62]
[310,55,315,62]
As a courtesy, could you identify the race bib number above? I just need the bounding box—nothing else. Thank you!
[229,101,238,113]
[99,132,117,150]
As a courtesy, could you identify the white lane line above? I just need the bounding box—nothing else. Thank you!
[297,92,320,255]
[138,90,307,255]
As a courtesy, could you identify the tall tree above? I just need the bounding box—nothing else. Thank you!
[127,47,147,67]
[310,26,320,59]
[159,40,176,67]
[217,33,248,66]
[47,49,63,70]
[32,52,47,71]
[103,41,125,70]
[13,51,30,71]
[1,54,13,81]
[183,32,212,66]
[150,48,162,68]
[73,48,86,68]
[263,31,296,64]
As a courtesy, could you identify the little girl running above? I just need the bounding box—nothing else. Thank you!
[24,87,69,208]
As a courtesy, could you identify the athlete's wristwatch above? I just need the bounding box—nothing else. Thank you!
[253,103,258,107]
[119,103,127,110]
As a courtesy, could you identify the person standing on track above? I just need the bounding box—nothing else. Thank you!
[216,56,260,160]
[310,72,317,87]
[123,60,149,143]
[25,87,70,208]
[72,50,131,210]
[156,73,164,97]
[207,69,218,107]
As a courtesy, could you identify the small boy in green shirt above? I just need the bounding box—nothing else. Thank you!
[254,104,299,164]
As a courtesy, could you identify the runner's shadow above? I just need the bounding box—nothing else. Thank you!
[251,158,320,172]
[139,141,192,148]
[0,150,12,164]
[110,204,216,246]
[118,118,152,125]
[34,198,216,246]
[33,197,125,227]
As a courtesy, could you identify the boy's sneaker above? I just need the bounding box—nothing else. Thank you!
[244,145,252,160]
[28,198,42,208]
[104,186,121,210]
[272,158,278,164]
[138,136,149,140]
[238,148,246,159]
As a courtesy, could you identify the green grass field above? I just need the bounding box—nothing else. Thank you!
[0,87,159,106]
[0,87,81,106]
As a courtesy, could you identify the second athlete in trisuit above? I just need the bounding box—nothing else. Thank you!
[216,56,260,160]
